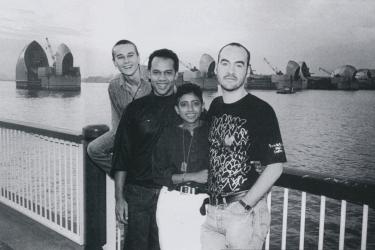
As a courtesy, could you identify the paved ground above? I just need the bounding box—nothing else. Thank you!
[0,203,83,250]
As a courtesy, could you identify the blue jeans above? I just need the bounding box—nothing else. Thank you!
[125,184,161,250]
[201,197,270,250]
[87,130,114,174]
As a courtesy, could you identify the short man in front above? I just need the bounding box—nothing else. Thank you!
[87,39,151,174]
[201,42,287,250]
[110,49,180,250]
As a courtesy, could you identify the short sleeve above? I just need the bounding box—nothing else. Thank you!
[256,105,287,166]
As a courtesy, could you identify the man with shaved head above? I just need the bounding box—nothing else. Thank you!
[201,42,287,250]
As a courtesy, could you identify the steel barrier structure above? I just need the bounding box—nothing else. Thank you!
[0,119,374,250]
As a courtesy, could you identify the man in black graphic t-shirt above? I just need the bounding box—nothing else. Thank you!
[201,43,287,250]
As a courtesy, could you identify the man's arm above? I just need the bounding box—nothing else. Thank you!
[108,85,121,131]
[242,162,283,207]
[114,171,128,223]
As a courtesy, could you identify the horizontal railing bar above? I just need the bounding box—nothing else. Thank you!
[0,118,82,143]
[276,167,375,208]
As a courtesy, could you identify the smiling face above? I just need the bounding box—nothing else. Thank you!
[112,43,140,76]
[175,92,203,124]
[149,57,177,96]
[216,45,249,92]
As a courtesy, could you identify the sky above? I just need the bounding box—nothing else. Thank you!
[0,0,374,79]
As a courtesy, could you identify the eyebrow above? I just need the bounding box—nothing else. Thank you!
[235,61,245,65]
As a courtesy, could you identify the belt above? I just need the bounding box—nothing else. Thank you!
[208,191,248,206]
[173,182,206,195]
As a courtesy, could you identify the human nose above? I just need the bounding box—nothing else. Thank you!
[187,103,193,111]
[159,72,167,81]
[228,64,235,74]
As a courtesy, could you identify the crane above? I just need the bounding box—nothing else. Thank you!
[45,37,56,66]
[179,60,198,72]
[318,67,332,76]
[263,57,283,75]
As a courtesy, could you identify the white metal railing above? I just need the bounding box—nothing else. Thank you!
[0,126,84,244]
[103,176,122,250]
[263,187,371,250]
[1,119,373,250]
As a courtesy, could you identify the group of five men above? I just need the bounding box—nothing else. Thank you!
[87,39,287,250]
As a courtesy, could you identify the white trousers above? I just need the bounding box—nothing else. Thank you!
[156,186,208,250]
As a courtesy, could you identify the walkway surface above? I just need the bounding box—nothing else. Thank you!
[0,203,83,250]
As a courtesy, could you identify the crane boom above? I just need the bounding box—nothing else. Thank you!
[318,67,331,75]
[263,57,283,75]
[45,37,56,64]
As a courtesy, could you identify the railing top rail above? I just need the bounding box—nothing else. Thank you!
[277,167,375,208]
[0,118,82,143]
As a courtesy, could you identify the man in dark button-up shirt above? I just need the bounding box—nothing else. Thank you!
[111,48,180,250]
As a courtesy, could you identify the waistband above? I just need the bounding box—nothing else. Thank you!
[208,190,248,206]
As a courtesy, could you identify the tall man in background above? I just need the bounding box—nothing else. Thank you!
[87,39,151,174]
[111,49,180,250]
[201,42,287,250]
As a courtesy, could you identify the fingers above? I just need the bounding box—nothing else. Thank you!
[116,207,126,224]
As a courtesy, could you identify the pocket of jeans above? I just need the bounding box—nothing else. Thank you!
[228,201,251,215]
[252,200,271,240]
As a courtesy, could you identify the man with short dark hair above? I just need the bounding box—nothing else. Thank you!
[87,39,151,174]
[111,49,180,250]
[201,42,287,250]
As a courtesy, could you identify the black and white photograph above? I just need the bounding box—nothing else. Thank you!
[0,0,374,249]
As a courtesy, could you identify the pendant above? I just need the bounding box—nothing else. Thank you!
[180,161,187,172]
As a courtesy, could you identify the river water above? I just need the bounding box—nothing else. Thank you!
[0,81,374,249]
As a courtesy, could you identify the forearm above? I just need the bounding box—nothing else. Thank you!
[242,163,283,207]
[114,171,127,201]
[171,169,207,184]
[172,173,190,184]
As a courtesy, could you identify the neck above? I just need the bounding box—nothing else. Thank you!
[221,86,247,104]
[181,120,201,135]
[123,67,141,86]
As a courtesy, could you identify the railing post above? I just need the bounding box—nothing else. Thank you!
[82,124,110,250]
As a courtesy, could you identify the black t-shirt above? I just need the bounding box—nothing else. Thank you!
[111,93,180,188]
[152,122,209,190]
[207,93,287,197]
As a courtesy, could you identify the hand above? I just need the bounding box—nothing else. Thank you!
[189,169,208,183]
[115,198,128,224]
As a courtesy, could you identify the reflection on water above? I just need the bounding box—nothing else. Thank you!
[16,89,81,99]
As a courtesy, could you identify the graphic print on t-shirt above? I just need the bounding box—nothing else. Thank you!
[208,114,252,196]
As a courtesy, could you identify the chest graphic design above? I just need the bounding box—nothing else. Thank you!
[208,114,252,195]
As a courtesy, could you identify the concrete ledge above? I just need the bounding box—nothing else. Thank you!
[0,203,83,250]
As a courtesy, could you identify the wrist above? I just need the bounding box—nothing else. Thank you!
[239,200,253,211]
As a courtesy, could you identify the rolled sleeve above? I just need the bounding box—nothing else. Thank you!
[110,107,132,178]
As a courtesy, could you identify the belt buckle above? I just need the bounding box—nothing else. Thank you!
[211,196,227,206]
[180,186,195,194]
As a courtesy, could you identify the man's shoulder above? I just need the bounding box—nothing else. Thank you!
[246,94,274,113]
[126,93,153,109]
[108,74,123,88]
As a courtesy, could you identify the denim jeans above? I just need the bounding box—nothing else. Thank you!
[201,197,270,250]
[125,184,161,250]
[87,130,114,174]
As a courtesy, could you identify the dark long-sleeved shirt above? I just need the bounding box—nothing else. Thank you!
[152,122,209,190]
[111,93,180,188]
